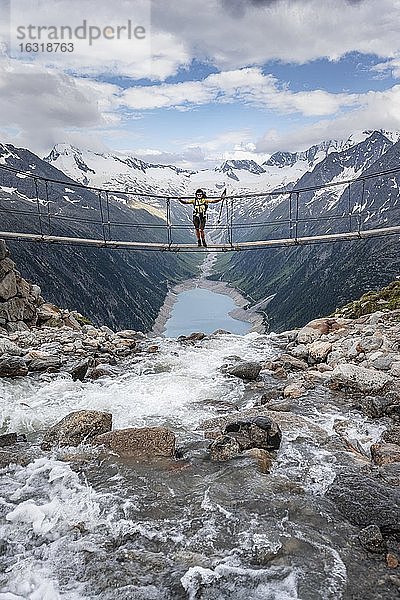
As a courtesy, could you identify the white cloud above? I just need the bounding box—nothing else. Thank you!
[152,0,400,70]
[256,85,400,152]
[121,67,359,116]
[372,56,400,79]
[0,57,122,153]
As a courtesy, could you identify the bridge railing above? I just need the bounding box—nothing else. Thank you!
[0,161,399,250]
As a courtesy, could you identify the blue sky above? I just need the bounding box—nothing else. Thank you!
[1,0,400,168]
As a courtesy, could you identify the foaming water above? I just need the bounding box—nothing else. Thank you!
[0,333,394,599]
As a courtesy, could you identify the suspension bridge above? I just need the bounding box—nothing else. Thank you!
[0,161,399,252]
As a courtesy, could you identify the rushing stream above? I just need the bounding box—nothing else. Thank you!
[0,332,393,599]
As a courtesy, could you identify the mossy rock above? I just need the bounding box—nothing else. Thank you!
[334,281,400,319]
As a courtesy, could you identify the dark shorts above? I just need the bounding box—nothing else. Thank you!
[193,214,206,230]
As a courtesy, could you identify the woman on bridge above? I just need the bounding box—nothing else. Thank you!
[179,188,226,247]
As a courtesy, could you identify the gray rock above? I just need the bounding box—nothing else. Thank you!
[0,271,17,301]
[42,410,112,449]
[6,321,30,333]
[69,359,90,382]
[224,416,282,451]
[331,364,392,393]
[0,338,23,357]
[308,340,332,362]
[0,257,15,280]
[0,450,28,468]
[0,240,8,261]
[0,432,17,447]
[279,354,308,371]
[227,362,262,381]
[382,426,400,446]
[0,356,28,378]
[327,471,400,536]
[92,427,175,458]
[27,354,61,372]
[290,344,309,360]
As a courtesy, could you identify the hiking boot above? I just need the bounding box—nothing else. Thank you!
[197,240,202,247]
[202,239,207,247]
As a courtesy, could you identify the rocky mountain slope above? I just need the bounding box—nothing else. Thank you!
[0,145,197,331]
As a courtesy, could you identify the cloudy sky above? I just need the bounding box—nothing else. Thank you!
[1,0,400,168]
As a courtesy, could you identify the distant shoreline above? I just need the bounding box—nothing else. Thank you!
[150,253,265,337]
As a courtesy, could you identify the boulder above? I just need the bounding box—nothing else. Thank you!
[308,341,332,362]
[371,442,400,466]
[0,450,28,468]
[208,435,241,461]
[227,362,262,381]
[0,338,23,357]
[224,416,282,451]
[284,382,306,399]
[0,356,28,378]
[0,271,17,301]
[382,426,400,446]
[0,432,17,447]
[297,326,321,344]
[0,240,8,260]
[327,471,400,536]
[92,426,175,458]
[178,332,206,343]
[87,364,116,380]
[69,359,90,382]
[279,354,308,371]
[330,364,392,393]
[358,525,387,554]
[26,352,61,372]
[0,257,15,280]
[42,410,112,449]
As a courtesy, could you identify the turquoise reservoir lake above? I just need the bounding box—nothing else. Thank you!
[163,287,252,338]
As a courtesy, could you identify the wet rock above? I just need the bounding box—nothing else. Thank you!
[0,356,28,377]
[358,524,387,554]
[0,432,17,447]
[0,338,23,356]
[87,364,116,380]
[69,359,90,382]
[327,471,400,536]
[42,410,112,449]
[178,332,206,343]
[283,382,306,399]
[224,416,282,451]
[382,426,400,446]
[208,435,241,461]
[92,426,175,458]
[308,340,332,362]
[0,449,28,468]
[259,388,284,405]
[243,448,274,473]
[378,462,400,486]
[211,329,231,336]
[331,364,392,393]
[359,395,392,419]
[26,352,62,372]
[371,442,400,466]
[227,362,262,381]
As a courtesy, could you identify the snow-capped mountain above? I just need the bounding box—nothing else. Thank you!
[213,130,400,331]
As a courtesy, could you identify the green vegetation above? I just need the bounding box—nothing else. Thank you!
[334,280,400,318]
